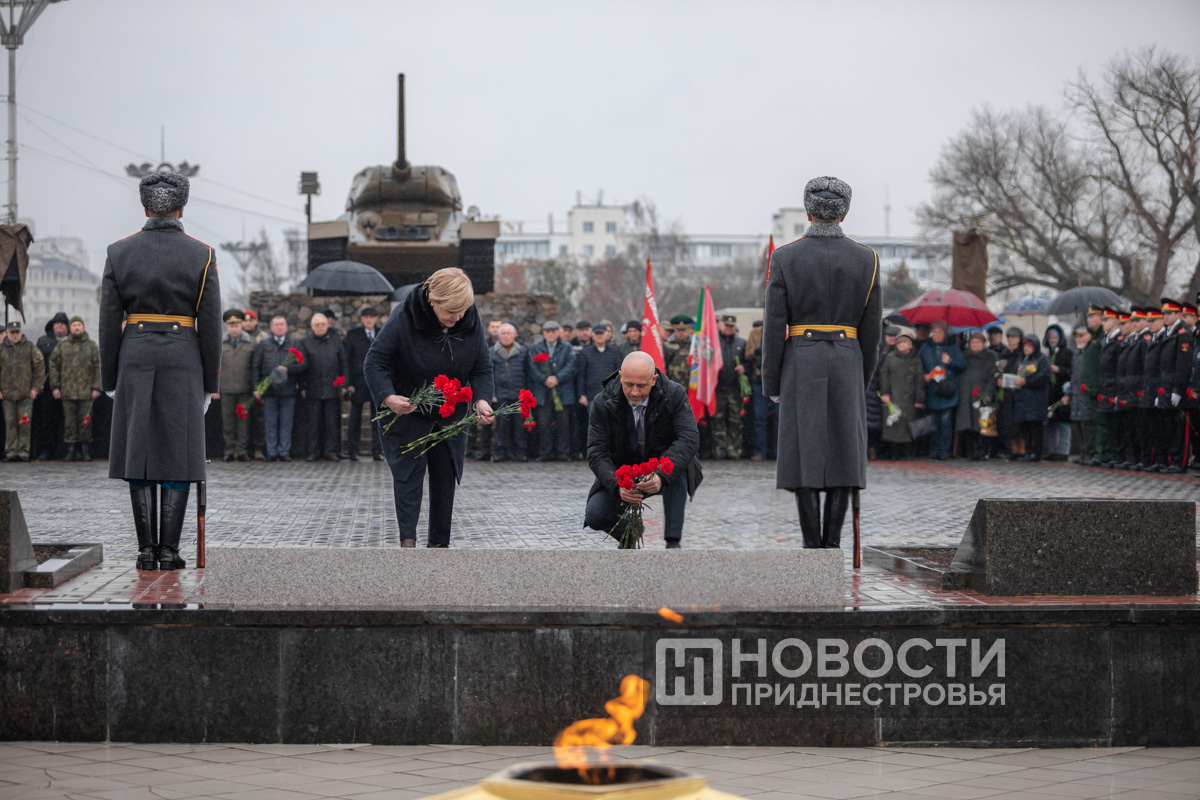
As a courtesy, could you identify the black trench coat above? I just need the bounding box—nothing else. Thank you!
[99,220,222,482]
[364,287,494,484]
[761,226,883,489]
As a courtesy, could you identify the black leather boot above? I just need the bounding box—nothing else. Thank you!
[823,488,851,549]
[79,443,91,461]
[130,485,159,570]
[158,486,190,570]
[796,489,822,549]
[64,443,78,462]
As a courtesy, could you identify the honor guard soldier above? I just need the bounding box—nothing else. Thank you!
[1116,308,1147,468]
[762,176,882,549]
[99,173,222,570]
[1139,307,1166,470]
[1157,298,1191,472]
[1094,308,1122,467]
[1110,310,1135,467]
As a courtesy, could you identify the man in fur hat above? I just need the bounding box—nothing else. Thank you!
[99,172,222,571]
[761,176,882,550]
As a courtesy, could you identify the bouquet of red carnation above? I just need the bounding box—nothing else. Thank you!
[255,347,304,396]
[373,373,471,434]
[235,403,248,421]
[611,456,675,549]
[532,351,563,411]
[82,414,91,428]
[16,398,32,427]
[333,375,346,388]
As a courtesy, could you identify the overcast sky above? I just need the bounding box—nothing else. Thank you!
[12,0,1200,271]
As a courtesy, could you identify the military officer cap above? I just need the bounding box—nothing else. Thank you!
[1102,307,1119,319]
[1161,297,1183,313]
[6,320,19,332]
[541,320,561,331]
[1129,307,1146,320]
[804,176,852,220]
[1087,303,1104,316]
[669,314,694,326]
[1182,301,1198,316]
[139,172,190,214]
[720,314,737,325]
[223,310,245,324]
[1146,308,1163,320]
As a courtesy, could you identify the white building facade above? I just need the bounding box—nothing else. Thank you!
[21,237,101,336]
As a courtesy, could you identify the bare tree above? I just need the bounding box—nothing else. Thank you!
[248,229,285,296]
[919,48,1200,303]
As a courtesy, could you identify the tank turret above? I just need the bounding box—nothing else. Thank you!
[307,74,498,292]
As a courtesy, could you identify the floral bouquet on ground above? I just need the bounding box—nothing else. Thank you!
[611,456,675,550]
[256,347,304,396]
[533,352,563,411]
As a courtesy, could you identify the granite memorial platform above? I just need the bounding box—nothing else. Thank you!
[202,546,844,609]
[0,491,35,594]
[946,498,1198,595]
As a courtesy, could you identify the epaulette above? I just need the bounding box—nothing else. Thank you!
[186,234,212,249]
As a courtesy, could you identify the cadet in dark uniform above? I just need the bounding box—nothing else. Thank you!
[1157,298,1191,473]
[1114,309,1144,468]
[99,173,222,570]
[1095,308,1122,467]
[1183,299,1199,471]
[1139,308,1166,470]
[761,176,882,549]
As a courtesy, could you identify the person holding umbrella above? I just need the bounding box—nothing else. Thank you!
[364,268,495,548]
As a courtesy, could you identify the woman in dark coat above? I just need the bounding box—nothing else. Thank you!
[364,269,495,547]
[1012,333,1051,461]
[955,332,999,460]
[995,326,1023,458]
[917,320,966,459]
[878,333,924,458]
[1042,324,1072,460]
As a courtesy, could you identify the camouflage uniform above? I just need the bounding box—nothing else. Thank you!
[712,324,747,459]
[0,331,45,459]
[49,330,101,445]
[662,336,692,390]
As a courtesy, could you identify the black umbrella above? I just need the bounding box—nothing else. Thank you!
[1046,286,1125,316]
[883,309,909,326]
[299,260,394,296]
[390,283,420,302]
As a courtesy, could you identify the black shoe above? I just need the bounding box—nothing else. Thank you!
[492,454,509,462]
[427,542,449,548]
[796,489,822,549]
[558,455,572,462]
[158,486,189,570]
[17,456,29,462]
[347,452,359,461]
[237,454,250,462]
[372,453,384,461]
[471,452,488,461]
[1164,465,1183,474]
[281,455,293,462]
[130,485,159,570]
[1146,463,1163,473]
[64,443,78,462]
[36,451,51,461]
[324,452,342,461]
[78,444,91,461]
[223,454,235,462]
[666,540,681,549]
[306,455,317,462]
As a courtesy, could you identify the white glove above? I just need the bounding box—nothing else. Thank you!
[770,396,780,403]
[1171,392,1181,407]
[106,390,116,399]
[203,393,213,414]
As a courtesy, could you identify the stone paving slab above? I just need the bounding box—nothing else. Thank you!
[0,741,1197,800]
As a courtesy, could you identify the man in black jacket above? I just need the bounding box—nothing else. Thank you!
[584,352,702,549]
[343,307,382,461]
[299,313,349,461]
[577,323,623,407]
[252,315,306,461]
[33,311,68,460]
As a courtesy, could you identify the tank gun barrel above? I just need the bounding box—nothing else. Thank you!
[395,73,408,172]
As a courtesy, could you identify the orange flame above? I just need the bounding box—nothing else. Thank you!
[658,607,684,623]
[553,674,650,784]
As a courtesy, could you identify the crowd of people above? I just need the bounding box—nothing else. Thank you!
[867,299,1200,474]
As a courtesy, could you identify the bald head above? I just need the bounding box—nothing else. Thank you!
[619,351,657,406]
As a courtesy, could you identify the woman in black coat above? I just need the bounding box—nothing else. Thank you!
[1042,324,1072,460]
[1012,334,1052,462]
[364,269,495,547]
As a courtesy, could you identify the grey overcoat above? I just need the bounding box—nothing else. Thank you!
[100,219,222,482]
[761,224,882,489]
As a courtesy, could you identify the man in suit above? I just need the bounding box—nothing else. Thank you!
[761,176,882,549]
[344,306,383,461]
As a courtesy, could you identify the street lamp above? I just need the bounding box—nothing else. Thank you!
[1,0,67,223]
[299,171,320,226]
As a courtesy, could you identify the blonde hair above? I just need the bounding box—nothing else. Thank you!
[423,268,474,313]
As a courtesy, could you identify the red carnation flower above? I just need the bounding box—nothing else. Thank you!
[523,419,537,431]
[439,401,455,418]
[532,352,551,363]
[255,397,264,406]
[739,409,746,417]
[434,374,449,391]
[333,376,346,387]
[743,396,750,404]
[289,347,304,364]
[1079,383,1087,392]
[1157,387,1165,395]
[659,457,674,476]
[972,387,980,397]
[647,457,660,472]
[458,386,472,403]
[235,404,248,420]
[1137,390,1144,397]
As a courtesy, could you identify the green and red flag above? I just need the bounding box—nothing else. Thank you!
[688,285,723,421]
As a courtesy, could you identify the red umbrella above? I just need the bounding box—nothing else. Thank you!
[897,289,998,327]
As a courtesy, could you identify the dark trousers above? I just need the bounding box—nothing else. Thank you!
[1133,410,1152,464]
[1094,409,1111,461]
[751,384,776,457]
[33,391,63,459]
[263,395,296,458]
[584,472,688,542]
[493,405,525,460]
[1019,421,1043,459]
[1107,412,1127,462]
[959,430,984,460]
[536,403,570,459]
[250,398,266,458]
[570,403,588,459]
[1160,409,1185,466]
[392,441,457,545]
[307,397,340,458]
[930,408,954,456]
[1072,420,1095,461]
[346,397,382,457]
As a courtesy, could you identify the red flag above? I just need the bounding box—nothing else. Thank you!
[688,285,723,420]
[641,258,665,370]
[765,235,775,288]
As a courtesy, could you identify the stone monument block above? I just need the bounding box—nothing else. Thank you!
[0,491,36,593]
[948,498,1197,596]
